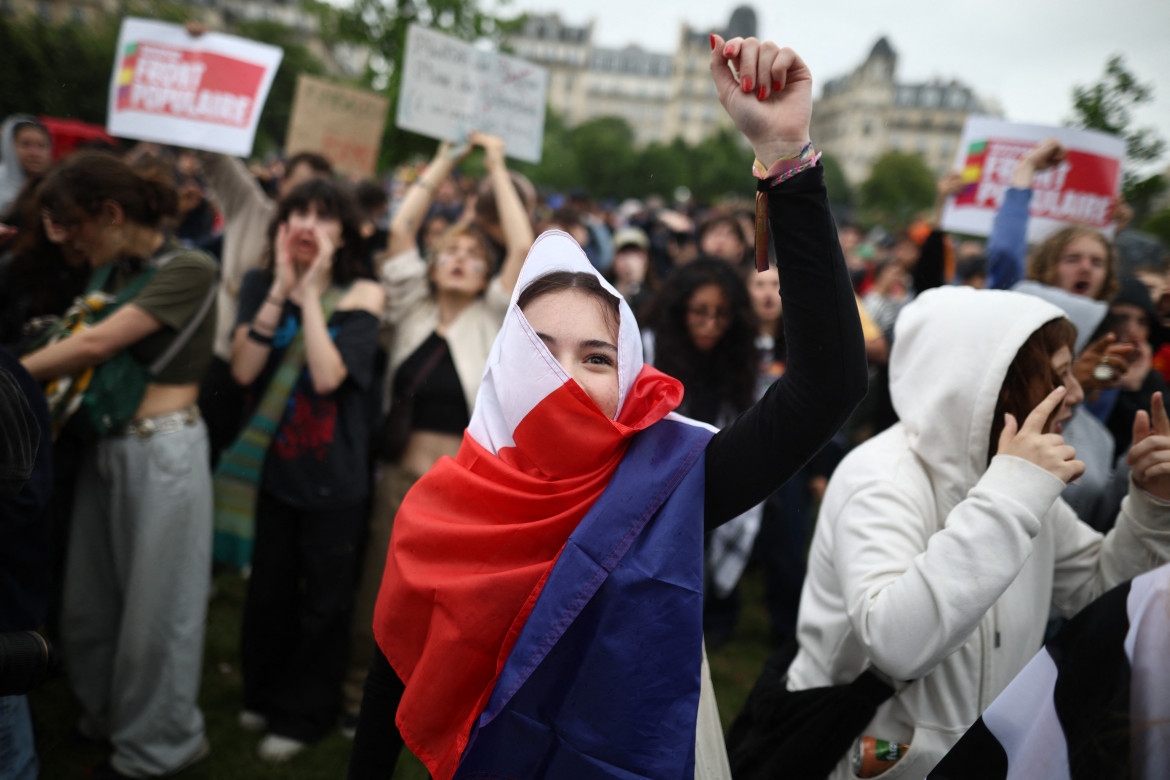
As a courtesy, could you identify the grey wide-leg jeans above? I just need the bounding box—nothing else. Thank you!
[62,420,211,777]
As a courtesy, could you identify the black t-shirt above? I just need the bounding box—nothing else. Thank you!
[236,269,380,508]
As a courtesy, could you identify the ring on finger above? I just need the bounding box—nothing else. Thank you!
[1092,357,1116,383]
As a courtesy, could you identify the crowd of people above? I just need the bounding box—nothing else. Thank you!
[1,28,1169,780]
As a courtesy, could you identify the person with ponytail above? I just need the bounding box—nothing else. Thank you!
[21,151,217,778]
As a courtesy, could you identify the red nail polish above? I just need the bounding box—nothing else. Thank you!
[742,75,753,93]
[773,80,782,92]
[757,85,767,101]
[709,34,716,51]
[723,44,734,57]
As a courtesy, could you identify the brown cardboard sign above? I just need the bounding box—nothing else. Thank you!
[286,75,388,177]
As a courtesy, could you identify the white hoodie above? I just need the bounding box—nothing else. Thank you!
[786,286,1170,779]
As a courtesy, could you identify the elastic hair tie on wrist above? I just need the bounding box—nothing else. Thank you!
[247,327,275,346]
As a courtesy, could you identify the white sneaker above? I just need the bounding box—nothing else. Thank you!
[237,710,268,732]
[257,733,306,763]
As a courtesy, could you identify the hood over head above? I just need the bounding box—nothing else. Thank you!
[890,286,1068,508]
[0,114,49,217]
[1012,280,1105,354]
[1112,275,1167,349]
[468,230,671,466]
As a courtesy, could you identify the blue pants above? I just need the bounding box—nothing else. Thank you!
[0,695,37,780]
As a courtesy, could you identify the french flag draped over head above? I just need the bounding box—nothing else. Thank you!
[374,231,710,780]
[929,562,1170,780]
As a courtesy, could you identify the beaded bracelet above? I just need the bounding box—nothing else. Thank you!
[247,327,275,346]
[752,142,822,272]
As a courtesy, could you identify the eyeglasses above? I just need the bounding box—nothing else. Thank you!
[686,306,732,325]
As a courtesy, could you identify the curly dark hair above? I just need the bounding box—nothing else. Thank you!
[643,257,758,423]
[38,150,178,229]
[264,178,370,285]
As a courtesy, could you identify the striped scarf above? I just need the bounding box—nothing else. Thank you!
[212,288,341,569]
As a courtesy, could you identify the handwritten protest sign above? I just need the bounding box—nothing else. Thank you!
[107,18,282,157]
[396,25,548,163]
[940,117,1125,241]
[286,75,388,178]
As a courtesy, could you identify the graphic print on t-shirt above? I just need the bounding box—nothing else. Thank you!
[270,313,341,462]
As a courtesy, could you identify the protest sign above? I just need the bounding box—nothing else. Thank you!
[286,75,388,178]
[940,117,1125,241]
[107,18,282,157]
[396,24,548,164]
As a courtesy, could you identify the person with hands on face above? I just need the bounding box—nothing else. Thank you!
[347,35,867,780]
[228,178,385,763]
[785,286,1170,779]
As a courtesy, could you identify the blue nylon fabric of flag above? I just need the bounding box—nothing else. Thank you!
[454,418,711,780]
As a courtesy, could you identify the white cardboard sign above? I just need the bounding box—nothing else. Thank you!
[940,117,1125,241]
[106,18,283,157]
[396,24,548,164]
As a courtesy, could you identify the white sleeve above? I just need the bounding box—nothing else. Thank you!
[1050,477,1170,616]
[835,455,1066,680]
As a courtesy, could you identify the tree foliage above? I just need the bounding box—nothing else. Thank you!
[0,14,122,124]
[319,0,523,170]
[1067,55,1167,220]
[819,151,853,208]
[0,5,328,158]
[502,112,753,205]
[1141,206,1170,248]
[858,150,936,228]
[3,2,765,205]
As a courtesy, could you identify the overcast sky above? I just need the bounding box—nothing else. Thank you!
[511,0,1170,166]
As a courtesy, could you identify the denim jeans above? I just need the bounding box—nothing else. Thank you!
[0,695,38,780]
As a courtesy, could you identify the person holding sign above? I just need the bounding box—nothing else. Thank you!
[342,131,534,730]
[347,35,869,780]
[780,285,1170,779]
[985,139,1134,396]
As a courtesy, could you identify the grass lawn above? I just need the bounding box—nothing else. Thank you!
[31,567,777,778]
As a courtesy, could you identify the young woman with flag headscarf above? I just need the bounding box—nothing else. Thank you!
[347,34,869,780]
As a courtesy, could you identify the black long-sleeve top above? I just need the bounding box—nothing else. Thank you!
[703,165,868,530]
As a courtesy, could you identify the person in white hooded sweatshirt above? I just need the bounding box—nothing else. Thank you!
[786,285,1170,779]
